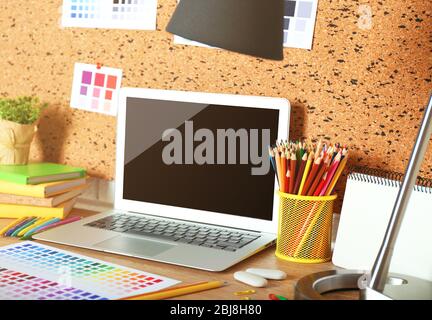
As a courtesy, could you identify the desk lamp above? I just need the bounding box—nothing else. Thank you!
[295,94,432,300]
[166,0,284,60]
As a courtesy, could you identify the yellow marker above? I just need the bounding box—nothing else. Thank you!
[0,217,28,236]
[234,289,256,296]
[17,217,52,237]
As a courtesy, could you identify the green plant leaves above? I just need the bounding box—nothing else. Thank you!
[0,96,47,125]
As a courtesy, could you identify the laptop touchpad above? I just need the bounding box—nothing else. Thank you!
[94,236,175,257]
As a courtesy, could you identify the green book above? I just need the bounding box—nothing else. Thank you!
[0,163,86,185]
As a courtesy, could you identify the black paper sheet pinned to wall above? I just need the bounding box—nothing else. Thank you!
[166,0,284,60]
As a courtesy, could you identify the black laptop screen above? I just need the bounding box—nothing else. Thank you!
[123,97,279,221]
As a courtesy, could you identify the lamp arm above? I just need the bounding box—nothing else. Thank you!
[368,94,432,291]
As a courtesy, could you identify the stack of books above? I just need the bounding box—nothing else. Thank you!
[0,163,87,219]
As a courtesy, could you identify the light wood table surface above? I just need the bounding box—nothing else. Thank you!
[0,209,358,300]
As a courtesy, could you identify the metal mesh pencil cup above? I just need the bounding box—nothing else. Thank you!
[275,192,337,263]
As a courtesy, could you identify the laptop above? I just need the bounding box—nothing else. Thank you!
[35,88,290,271]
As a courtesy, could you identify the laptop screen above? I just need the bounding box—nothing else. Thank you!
[123,97,279,221]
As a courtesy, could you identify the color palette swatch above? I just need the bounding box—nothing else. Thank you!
[62,0,158,30]
[70,63,122,116]
[0,242,179,300]
[283,0,319,49]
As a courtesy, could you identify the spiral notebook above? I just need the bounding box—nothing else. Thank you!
[333,167,432,281]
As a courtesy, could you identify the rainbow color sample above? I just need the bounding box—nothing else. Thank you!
[0,241,179,300]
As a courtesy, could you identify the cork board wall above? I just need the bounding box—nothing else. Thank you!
[0,0,431,211]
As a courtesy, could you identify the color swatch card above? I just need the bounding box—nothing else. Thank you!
[62,0,157,30]
[283,0,319,49]
[70,63,122,116]
[0,242,180,300]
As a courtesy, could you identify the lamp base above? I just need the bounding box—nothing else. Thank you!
[295,270,432,300]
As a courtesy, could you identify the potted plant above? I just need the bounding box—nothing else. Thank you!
[0,96,47,165]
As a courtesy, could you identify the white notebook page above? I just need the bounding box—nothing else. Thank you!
[333,173,432,281]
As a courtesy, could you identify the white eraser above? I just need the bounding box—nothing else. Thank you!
[245,268,287,280]
[234,271,268,287]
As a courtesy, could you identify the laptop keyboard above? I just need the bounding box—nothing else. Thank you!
[85,213,261,252]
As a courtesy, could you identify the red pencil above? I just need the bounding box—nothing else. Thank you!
[286,169,291,193]
[319,152,342,196]
[293,153,307,194]
[313,172,328,196]
[307,157,329,196]
[301,157,321,196]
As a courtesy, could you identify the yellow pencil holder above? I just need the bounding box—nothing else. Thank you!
[275,192,337,264]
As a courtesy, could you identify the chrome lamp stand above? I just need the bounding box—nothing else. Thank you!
[295,95,432,300]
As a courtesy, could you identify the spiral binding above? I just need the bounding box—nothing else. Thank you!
[348,166,432,194]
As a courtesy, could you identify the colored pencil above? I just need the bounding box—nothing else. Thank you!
[302,157,321,195]
[274,148,282,191]
[298,152,314,195]
[289,153,297,194]
[293,153,307,194]
[319,152,342,196]
[4,218,30,237]
[0,217,28,236]
[22,218,60,239]
[29,216,82,236]
[286,169,291,193]
[285,155,290,193]
[8,217,38,237]
[16,217,51,237]
[281,152,287,193]
[326,151,349,195]
[313,172,328,196]
[121,281,226,300]
[269,147,279,186]
[306,158,327,196]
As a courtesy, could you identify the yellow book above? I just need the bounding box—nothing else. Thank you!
[0,198,76,219]
[0,177,87,198]
[0,185,87,207]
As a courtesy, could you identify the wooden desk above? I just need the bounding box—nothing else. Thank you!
[0,209,358,300]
